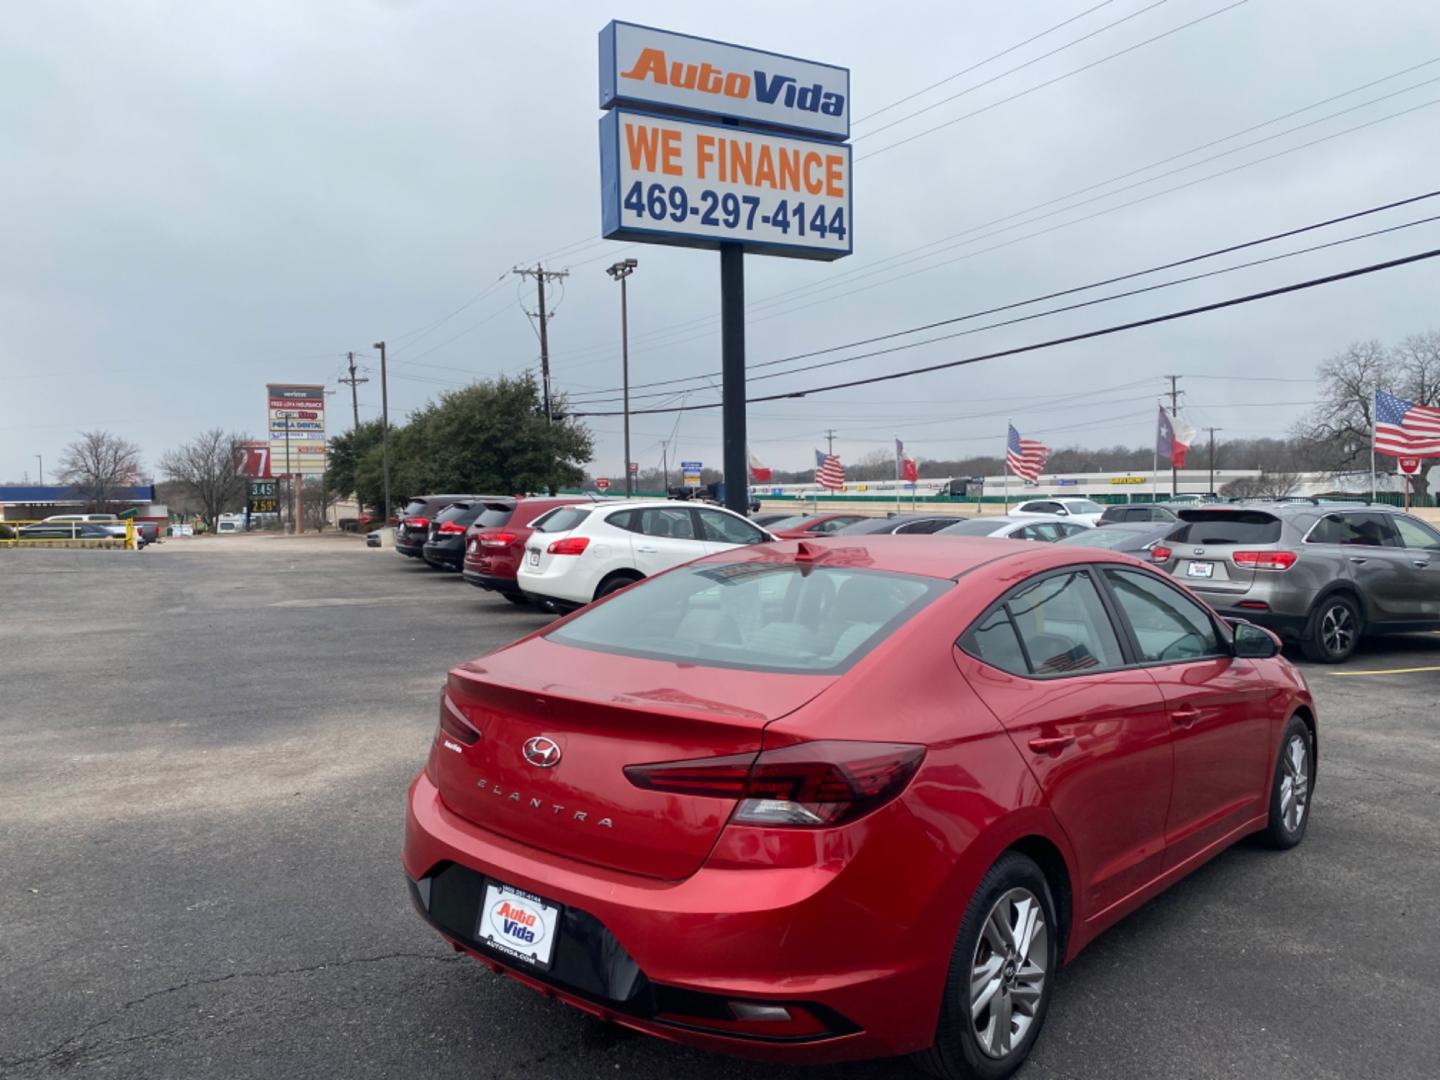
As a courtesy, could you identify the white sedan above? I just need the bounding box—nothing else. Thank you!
[516,499,774,610]
[1008,497,1107,526]
[936,514,1092,542]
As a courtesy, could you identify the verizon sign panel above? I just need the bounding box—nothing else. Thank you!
[599,21,849,140]
[600,109,850,260]
[266,383,327,476]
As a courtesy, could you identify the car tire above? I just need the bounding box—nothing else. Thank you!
[1261,714,1314,850]
[593,572,642,601]
[502,593,529,605]
[1300,593,1360,663]
[918,852,1058,1080]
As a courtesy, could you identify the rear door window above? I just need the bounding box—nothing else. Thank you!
[1308,512,1395,547]
[1102,568,1222,662]
[966,570,1125,676]
[640,507,698,539]
[696,508,767,545]
[1176,510,1282,545]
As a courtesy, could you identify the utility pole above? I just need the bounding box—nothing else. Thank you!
[1164,375,1183,497]
[661,439,669,493]
[339,351,369,434]
[372,340,391,526]
[825,429,837,455]
[513,264,569,422]
[606,258,639,496]
[1204,427,1222,497]
[277,410,295,533]
[34,454,42,486]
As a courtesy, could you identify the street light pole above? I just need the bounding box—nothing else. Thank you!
[372,340,392,527]
[606,259,638,497]
[34,454,42,486]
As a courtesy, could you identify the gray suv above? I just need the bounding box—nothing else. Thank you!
[1162,501,1440,662]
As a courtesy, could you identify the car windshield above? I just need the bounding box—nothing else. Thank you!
[547,562,949,673]
[1065,500,1103,514]
[532,506,591,533]
[765,515,814,531]
[1057,524,1159,549]
[939,518,1011,536]
[1176,510,1282,545]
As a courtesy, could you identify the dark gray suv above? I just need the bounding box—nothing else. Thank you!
[1162,501,1440,662]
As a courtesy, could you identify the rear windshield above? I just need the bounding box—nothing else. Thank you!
[433,503,474,524]
[763,515,813,531]
[532,506,591,533]
[401,500,428,517]
[939,518,1011,536]
[473,503,515,528]
[1175,510,1282,546]
[547,563,949,673]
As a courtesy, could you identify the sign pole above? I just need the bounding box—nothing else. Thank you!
[720,245,747,515]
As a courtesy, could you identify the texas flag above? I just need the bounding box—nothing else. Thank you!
[895,438,918,483]
[1157,406,1197,468]
[748,451,772,482]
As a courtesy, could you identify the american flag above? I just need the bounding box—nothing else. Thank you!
[814,449,845,490]
[1006,424,1049,482]
[1375,389,1440,456]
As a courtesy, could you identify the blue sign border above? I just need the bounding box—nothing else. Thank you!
[599,20,850,142]
[599,108,853,262]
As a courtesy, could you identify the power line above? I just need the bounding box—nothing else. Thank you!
[569,246,1440,417]
[555,62,1440,366]
[566,191,1440,403]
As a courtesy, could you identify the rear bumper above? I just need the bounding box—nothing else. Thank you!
[402,771,947,1063]
[395,540,426,559]
[423,543,464,570]
[462,569,520,593]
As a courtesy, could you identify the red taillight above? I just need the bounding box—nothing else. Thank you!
[625,740,925,827]
[479,531,518,548]
[404,516,429,528]
[1150,545,1172,563]
[437,694,479,746]
[1233,549,1297,570]
[436,521,466,535]
[547,536,590,556]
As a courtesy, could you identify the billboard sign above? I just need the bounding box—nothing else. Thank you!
[681,460,703,486]
[600,109,850,260]
[599,21,849,140]
[266,384,326,476]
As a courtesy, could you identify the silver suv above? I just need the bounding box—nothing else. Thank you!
[1161,501,1440,662]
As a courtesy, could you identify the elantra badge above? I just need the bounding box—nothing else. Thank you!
[522,736,562,768]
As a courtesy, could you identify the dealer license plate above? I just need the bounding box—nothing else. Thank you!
[1187,561,1214,579]
[477,882,560,968]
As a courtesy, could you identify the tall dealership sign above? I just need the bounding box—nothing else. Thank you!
[598,21,850,510]
[266,384,327,477]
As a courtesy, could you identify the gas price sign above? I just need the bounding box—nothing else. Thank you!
[601,110,850,259]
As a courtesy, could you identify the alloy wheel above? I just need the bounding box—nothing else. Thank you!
[1278,733,1310,833]
[1320,603,1355,658]
[970,887,1048,1059]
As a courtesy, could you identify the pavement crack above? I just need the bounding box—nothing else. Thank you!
[0,950,465,1071]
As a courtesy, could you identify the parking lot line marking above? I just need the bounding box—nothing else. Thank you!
[1329,665,1440,677]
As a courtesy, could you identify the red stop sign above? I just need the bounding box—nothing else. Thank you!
[1398,457,1423,475]
[595,478,610,490]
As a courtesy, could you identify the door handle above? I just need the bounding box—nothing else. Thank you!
[1171,705,1201,728]
[1414,560,1431,568]
[1348,556,1367,564]
[636,545,658,553]
[1027,734,1076,754]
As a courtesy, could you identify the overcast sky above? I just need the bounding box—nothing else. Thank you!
[7,0,1440,484]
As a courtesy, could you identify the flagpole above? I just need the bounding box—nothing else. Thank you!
[1003,422,1010,514]
[1370,387,1377,504]
[1153,402,1160,501]
[894,437,902,517]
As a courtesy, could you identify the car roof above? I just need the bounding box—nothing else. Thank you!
[589,498,745,511]
[690,534,1146,581]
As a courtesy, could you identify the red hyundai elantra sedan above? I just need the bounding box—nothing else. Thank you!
[403,536,1315,1078]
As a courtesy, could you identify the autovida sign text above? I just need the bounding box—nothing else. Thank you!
[598,21,851,262]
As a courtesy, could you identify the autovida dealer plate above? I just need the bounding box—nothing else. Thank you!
[477,882,561,968]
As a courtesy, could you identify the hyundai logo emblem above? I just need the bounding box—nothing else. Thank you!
[522,736,562,768]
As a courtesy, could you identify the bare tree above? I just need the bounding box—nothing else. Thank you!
[159,429,249,530]
[58,430,144,511]
[1392,330,1440,410]
[1294,340,1394,473]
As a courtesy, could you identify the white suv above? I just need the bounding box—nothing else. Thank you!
[1009,497,1105,526]
[516,499,774,610]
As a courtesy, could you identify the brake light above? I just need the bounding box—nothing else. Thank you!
[547,536,590,556]
[436,521,466,535]
[625,741,925,827]
[1150,545,1173,563]
[480,531,519,548]
[404,517,429,528]
[1233,550,1297,570]
[437,693,479,746]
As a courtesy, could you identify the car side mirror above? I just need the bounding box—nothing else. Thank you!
[1232,621,1279,659]
[1055,507,1068,515]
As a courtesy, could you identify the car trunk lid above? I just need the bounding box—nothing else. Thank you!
[431,638,835,880]
[1171,509,1285,593]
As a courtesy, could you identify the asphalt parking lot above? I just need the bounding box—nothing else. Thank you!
[3,536,1438,1080]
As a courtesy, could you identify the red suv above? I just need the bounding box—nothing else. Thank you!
[462,495,593,603]
[405,537,1315,1074]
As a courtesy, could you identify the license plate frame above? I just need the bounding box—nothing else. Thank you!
[528,548,541,567]
[1186,561,1215,579]
[476,881,561,969]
